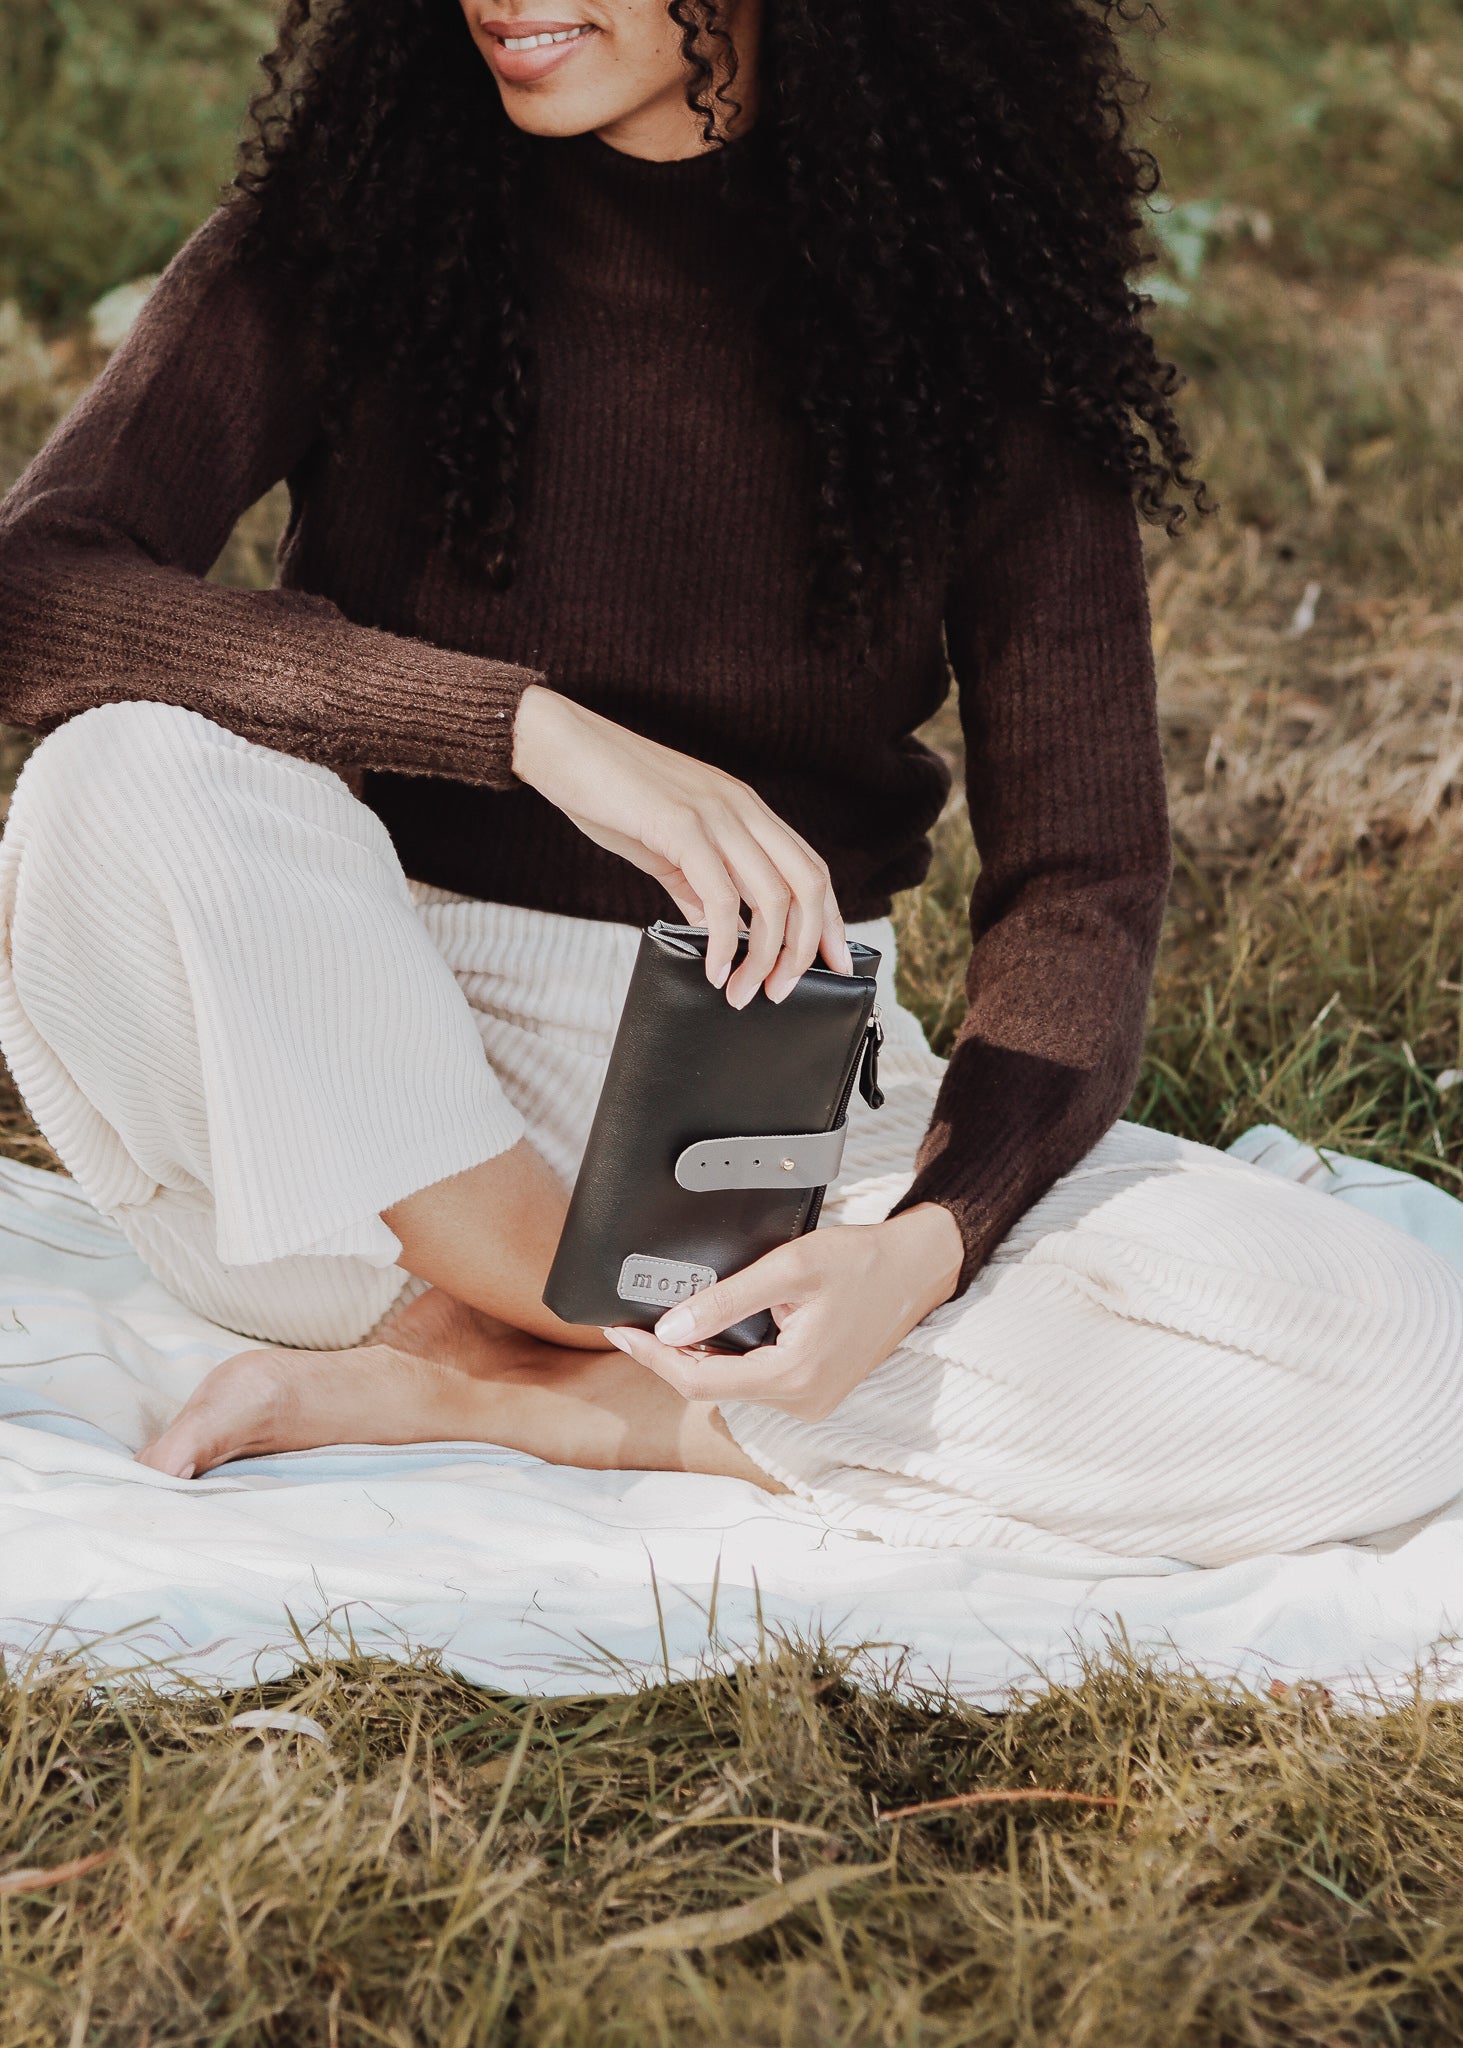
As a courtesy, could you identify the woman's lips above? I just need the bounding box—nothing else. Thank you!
[479,18,600,85]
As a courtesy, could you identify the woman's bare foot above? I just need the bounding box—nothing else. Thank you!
[135,1287,781,1492]
[135,1340,476,1479]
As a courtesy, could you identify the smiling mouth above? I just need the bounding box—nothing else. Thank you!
[500,21,592,48]
[479,16,600,79]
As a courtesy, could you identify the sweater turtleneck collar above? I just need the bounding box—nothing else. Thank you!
[522,124,777,306]
[546,124,768,188]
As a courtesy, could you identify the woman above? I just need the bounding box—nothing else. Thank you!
[0,0,1459,1572]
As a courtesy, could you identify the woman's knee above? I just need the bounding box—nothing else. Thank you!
[8,701,238,862]
[5,701,374,911]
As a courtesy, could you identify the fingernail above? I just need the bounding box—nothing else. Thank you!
[839,941,854,975]
[656,1305,696,1345]
[710,960,730,989]
[603,1326,633,1353]
[179,1461,195,1481]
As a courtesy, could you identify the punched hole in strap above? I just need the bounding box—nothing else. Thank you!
[674,1124,848,1192]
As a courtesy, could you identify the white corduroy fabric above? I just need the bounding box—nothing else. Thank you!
[3,698,1463,1569]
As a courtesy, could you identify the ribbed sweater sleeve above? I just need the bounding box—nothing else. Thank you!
[0,206,539,786]
[888,404,1173,1294]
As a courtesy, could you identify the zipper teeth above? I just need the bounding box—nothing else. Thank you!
[832,1004,876,1125]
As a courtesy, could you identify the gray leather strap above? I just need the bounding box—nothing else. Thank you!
[674,1124,848,1192]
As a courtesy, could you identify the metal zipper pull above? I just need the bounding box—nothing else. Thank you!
[858,1005,885,1109]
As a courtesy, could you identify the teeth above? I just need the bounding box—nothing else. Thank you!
[502,25,591,49]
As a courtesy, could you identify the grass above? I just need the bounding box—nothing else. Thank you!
[0,0,274,323]
[1147,0,1463,278]
[895,818,1463,1194]
[10,1639,1463,2045]
[1141,853,1463,1172]
[5,0,1463,2038]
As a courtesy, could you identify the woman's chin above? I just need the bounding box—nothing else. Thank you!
[495,90,615,138]
[492,76,708,156]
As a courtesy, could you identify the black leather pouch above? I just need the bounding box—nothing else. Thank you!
[542,921,885,1352]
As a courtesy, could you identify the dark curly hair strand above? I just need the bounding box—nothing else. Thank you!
[233,0,1208,634]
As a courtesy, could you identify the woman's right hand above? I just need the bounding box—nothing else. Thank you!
[511,683,853,1006]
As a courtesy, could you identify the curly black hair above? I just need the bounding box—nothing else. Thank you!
[233,0,1207,635]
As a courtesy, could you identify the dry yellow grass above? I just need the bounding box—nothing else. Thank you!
[9,1639,1463,2045]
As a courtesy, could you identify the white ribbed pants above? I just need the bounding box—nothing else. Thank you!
[4,700,1463,1571]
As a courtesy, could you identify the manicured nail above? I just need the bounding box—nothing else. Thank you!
[710,959,730,989]
[178,1461,195,1481]
[603,1326,633,1353]
[656,1305,696,1345]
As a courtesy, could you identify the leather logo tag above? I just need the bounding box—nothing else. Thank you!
[616,1254,717,1306]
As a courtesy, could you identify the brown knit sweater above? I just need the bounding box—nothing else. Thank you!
[0,131,1171,1295]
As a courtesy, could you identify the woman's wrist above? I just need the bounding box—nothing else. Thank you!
[880,1201,965,1320]
[510,680,563,789]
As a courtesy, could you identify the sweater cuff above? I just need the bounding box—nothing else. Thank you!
[885,1165,1003,1301]
[883,1050,1104,1299]
[300,614,543,790]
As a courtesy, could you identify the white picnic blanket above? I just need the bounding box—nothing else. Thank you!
[4,1131,1463,1706]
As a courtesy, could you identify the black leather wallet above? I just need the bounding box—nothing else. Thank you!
[542,921,885,1351]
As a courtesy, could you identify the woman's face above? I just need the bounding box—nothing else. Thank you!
[457,0,758,160]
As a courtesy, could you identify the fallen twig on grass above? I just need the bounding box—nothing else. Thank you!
[0,1848,114,1896]
[877,1790,1120,1822]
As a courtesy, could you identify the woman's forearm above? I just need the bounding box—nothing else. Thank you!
[895,400,1171,1295]
[0,204,541,790]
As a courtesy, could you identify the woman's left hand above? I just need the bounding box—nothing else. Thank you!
[602,1203,965,1422]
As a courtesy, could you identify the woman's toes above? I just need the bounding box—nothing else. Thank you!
[135,1348,296,1479]
[135,1337,494,1478]
[134,1436,196,1480]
